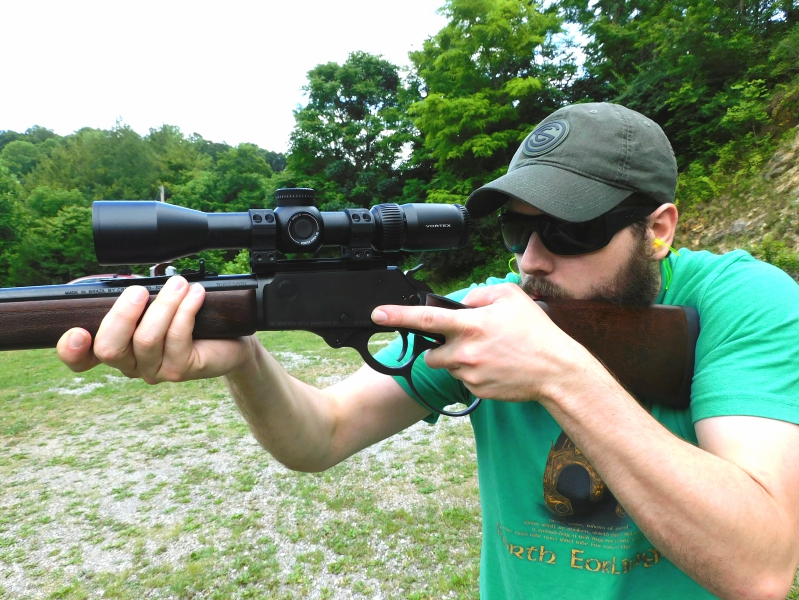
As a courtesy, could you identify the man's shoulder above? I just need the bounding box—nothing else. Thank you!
[664,248,798,307]
[674,249,799,424]
[673,247,766,281]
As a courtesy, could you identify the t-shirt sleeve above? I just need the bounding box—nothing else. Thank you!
[690,257,799,424]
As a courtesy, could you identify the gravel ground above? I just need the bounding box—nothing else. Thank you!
[0,350,481,600]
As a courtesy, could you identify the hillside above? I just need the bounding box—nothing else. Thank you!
[677,125,799,280]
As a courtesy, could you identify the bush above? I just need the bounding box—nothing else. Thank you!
[747,235,799,279]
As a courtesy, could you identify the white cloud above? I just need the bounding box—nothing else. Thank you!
[0,0,447,152]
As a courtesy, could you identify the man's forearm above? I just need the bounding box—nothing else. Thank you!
[539,358,799,600]
[224,338,340,472]
[224,339,429,473]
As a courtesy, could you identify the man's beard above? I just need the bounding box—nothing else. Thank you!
[520,232,662,307]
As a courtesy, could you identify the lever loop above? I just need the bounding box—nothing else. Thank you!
[339,328,481,417]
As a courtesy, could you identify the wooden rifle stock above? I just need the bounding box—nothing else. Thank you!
[0,285,698,409]
[537,300,698,409]
[0,290,259,351]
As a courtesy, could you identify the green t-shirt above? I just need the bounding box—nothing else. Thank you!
[375,249,799,599]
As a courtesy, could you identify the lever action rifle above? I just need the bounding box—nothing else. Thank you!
[0,188,699,416]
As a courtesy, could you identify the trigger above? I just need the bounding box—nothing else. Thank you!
[399,331,410,362]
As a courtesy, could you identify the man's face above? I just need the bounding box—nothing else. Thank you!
[508,199,662,306]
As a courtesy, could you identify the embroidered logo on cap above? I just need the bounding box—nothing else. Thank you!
[522,120,570,157]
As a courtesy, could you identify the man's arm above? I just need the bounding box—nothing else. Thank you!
[543,373,799,600]
[225,354,431,472]
[374,283,799,600]
[57,276,431,472]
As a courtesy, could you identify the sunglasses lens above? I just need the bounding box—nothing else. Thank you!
[499,205,652,256]
[541,219,607,255]
[499,216,533,253]
[500,213,608,255]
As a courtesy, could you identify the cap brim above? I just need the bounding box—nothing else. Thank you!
[466,164,633,221]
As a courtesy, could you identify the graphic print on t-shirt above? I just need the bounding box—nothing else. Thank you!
[543,431,627,526]
[494,426,660,582]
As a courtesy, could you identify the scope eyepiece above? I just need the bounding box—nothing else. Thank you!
[93,188,471,265]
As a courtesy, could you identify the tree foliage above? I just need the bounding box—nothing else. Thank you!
[0,164,25,285]
[25,125,160,200]
[287,51,415,209]
[0,123,284,285]
[8,205,98,285]
[556,0,799,163]
[407,0,569,203]
[171,144,274,213]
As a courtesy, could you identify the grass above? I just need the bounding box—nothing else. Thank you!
[0,331,481,599]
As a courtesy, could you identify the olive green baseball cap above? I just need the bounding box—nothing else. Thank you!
[465,103,678,221]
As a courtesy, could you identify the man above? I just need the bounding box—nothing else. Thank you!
[58,103,799,599]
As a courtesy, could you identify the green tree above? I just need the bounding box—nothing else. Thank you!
[0,162,26,285]
[146,125,213,191]
[0,126,59,153]
[20,125,59,145]
[215,144,274,208]
[408,0,567,203]
[0,131,20,153]
[6,205,98,285]
[26,124,159,200]
[25,186,89,218]
[258,149,286,174]
[287,51,414,209]
[556,0,799,163]
[400,0,569,281]
[0,141,46,178]
[768,20,799,127]
[170,143,274,212]
[191,135,233,163]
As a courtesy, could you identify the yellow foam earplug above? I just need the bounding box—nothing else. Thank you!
[653,238,680,256]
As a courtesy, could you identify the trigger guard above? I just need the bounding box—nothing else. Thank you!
[410,332,442,356]
[329,329,415,379]
[322,328,480,418]
[331,329,439,380]
[399,332,410,362]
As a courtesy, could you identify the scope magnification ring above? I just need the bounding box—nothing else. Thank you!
[286,211,321,246]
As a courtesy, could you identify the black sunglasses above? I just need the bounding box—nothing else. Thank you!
[498,206,654,256]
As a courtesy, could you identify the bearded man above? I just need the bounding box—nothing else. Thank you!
[58,103,799,599]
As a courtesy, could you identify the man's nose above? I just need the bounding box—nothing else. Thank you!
[518,232,555,277]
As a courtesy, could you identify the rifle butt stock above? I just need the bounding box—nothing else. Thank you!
[537,299,698,409]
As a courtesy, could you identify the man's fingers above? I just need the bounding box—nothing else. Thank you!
[372,304,462,336]
[157,283,207,380]
[132,277,192,374]
[373,283,532,333]
[92,285,150,370]
[56,328,101,372]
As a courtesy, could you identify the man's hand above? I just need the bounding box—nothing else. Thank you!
[57,276,256,383]
[372,283,604,403]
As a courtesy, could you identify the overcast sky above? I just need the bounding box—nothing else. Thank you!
[1,0,448,152]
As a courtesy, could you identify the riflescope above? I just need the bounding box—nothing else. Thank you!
[93,188,471,265]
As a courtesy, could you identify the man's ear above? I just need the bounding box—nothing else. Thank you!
[648,204,679,260]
